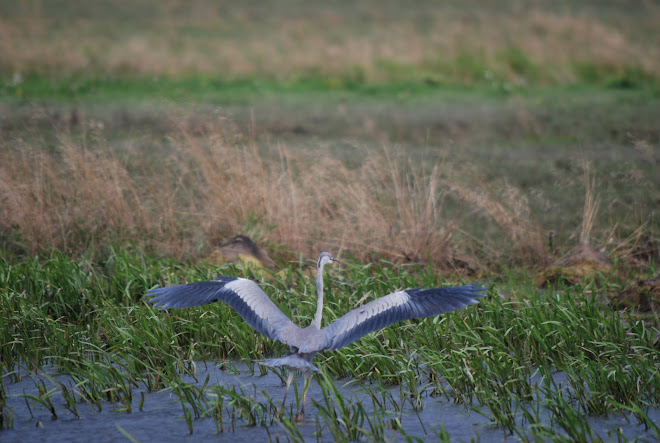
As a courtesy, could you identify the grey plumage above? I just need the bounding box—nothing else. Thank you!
[145,251,488,419]
[322,283,486,351]
[148,276,299,346]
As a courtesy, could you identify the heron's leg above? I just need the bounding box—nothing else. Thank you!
[280,370,294,415]
[296,373,312,422]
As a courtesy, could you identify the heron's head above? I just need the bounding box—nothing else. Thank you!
[318,251,342,269]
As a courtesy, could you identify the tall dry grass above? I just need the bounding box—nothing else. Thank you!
[160,121,461,263]
[1,1,658,84]
[0,133,149,254]
[579,161,600,246]
[575,160,654,268]
[1,117,552,268]
[445,173,550,267]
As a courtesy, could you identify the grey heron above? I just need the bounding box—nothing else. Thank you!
[146,252,487,419]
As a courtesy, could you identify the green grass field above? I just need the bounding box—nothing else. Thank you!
[1,0,659,440]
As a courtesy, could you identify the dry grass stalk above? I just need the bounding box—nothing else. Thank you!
[605,222,653,268]
[446,173,549,266]
[0,135,149,254]
[579,161,600,246]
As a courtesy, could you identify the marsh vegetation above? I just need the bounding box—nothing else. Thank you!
[2,253,659,440]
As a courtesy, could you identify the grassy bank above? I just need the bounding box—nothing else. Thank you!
[3,72,659,106]
[2,0,659,88]
[1,251,658,439]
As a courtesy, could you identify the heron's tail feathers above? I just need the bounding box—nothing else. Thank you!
[257,356,320,373]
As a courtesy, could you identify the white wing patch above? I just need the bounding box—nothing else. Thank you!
[354,291,409,324]
[226,278,273,320]
[319,290,412,351]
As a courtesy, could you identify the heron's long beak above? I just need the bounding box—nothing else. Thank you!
[331,257,344,265]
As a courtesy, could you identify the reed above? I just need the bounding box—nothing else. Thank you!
[1,251,657,438]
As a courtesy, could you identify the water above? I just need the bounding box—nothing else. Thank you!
[2,362,659,442]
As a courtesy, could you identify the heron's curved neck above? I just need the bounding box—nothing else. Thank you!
[312,262,325,329]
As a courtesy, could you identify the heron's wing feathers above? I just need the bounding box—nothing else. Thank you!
[146,276,300,346]
[321,281,488,351]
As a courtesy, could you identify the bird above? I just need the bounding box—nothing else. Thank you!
[145,252,487,420]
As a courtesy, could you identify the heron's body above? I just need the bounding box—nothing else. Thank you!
[146,252,487,419]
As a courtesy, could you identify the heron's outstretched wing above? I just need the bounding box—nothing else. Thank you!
[320,281,488,351]
[146,276,300,346]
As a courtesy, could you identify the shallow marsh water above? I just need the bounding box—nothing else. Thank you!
[3,362,659,442]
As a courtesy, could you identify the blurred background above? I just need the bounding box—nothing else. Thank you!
[1,0,658,271]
